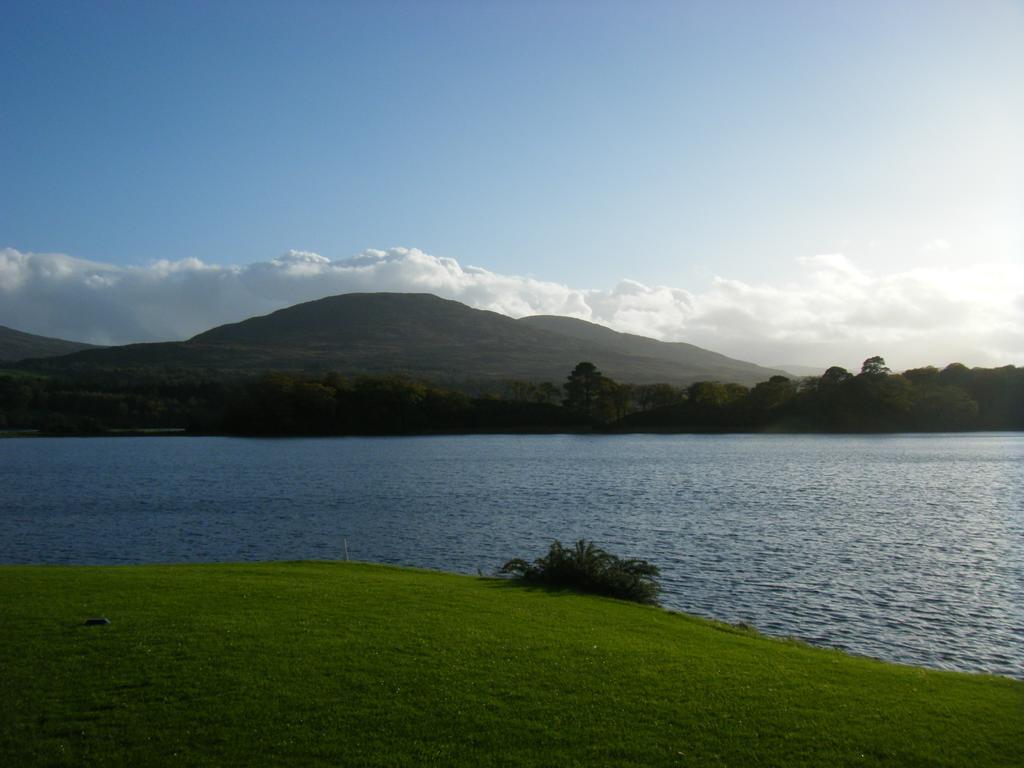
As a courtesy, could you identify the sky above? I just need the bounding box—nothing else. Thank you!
[1,0,1022,371]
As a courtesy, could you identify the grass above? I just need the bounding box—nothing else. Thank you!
[0,562,1020,767]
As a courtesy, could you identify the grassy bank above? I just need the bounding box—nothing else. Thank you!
[1,562,1020,767]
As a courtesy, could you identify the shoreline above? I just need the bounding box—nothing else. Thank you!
[4,427,1023,438]
[1,557,1019,681]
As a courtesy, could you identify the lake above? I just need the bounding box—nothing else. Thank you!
[1,433,1021,678]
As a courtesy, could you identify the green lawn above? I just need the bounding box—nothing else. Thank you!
[1,562,1020,767]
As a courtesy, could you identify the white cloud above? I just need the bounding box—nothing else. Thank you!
[1,245,1021,370]
[922,238,952,253]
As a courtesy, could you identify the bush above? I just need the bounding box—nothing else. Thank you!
[500,540,661,605]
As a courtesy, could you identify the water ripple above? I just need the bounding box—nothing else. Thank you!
[1,432,1021,678]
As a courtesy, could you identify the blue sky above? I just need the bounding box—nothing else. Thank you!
[1,1,1022,368]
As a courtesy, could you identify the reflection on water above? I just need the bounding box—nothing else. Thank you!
[1,433,1021,677]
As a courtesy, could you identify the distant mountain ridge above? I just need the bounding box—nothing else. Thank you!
[0,325,101,362]
[23,293,785,385]
[518,315,782,383]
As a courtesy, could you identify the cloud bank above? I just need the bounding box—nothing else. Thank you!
[1,246,1021,371]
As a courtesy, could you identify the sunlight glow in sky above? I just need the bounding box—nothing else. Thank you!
[1,1,1021,369]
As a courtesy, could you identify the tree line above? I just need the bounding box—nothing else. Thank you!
[611,357,1023,432]
[0,357,1020,435]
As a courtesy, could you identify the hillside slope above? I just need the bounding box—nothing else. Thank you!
[519,314,782,383]
[0,325,100,362]
[31,293,784,385]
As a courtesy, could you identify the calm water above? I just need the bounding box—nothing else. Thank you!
[2,433,1021,678]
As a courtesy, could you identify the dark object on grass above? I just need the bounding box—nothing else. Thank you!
[500,539,661,605]
[84,617,110,626]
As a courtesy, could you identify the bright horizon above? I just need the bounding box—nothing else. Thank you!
[2,1,1021,372]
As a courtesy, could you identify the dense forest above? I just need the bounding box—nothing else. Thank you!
[0,357,1021,435]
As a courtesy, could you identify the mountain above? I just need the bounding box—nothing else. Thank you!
[0,325,101,362]
[519,315,784,384]
[29,293,785,385]
[772,363,827,378]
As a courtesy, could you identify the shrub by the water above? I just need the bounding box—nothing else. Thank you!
[500,539,661,604]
